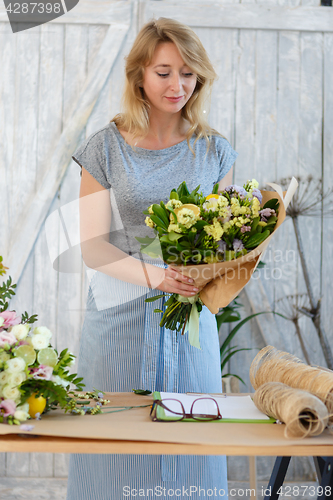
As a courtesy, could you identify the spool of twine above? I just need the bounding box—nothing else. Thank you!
[250,345,333,418]
[253,382,329,438]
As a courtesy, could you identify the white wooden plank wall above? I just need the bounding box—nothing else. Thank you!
[1,0,333,487]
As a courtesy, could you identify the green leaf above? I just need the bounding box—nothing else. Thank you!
[132,389,152,395]
[244,230,270,249]
[189,185,201,198]
[152,204,170,227]
[194,220,209,230]
[168,232,182,242]
[150,214,168,230]
[222,373,246,386]
[168,208,178,223]
[145,294,166,303]
[212,183,219,195]
[177,181,190,199]
[154,309,163,313]
[220,346,252,371]
[216,308,241,330]
[263,199,279,211]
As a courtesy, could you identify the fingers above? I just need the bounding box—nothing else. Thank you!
[164,267,199,296]
[166,267,193,284]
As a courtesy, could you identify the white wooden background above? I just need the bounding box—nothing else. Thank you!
[1,0,333,490]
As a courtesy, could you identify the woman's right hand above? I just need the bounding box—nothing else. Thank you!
[153,266,200,297]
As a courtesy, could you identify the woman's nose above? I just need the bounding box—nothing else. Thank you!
[170,73,182,92]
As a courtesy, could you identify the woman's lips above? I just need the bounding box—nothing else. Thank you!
[165,96,184,102]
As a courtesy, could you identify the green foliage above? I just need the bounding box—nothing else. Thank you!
[137,181,279,267]
[21,311,38,324]
[0,275,16,312]
[132,389,152,396]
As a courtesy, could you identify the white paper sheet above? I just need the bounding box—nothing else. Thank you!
[160,392,270,420]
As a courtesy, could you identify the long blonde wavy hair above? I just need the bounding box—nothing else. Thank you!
[112,17,223,152]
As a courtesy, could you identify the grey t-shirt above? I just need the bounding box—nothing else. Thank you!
[73,121,238,254]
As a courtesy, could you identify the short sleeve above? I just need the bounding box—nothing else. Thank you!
[217,139,238,182]
[72,130,111,189]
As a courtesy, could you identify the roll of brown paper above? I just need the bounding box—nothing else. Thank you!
[250,345,333,418]
[253,382,329,438]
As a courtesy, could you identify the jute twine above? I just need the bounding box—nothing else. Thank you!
[253,382,329,438]
[250,345,333,419]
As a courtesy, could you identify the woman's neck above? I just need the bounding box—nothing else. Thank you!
[118,112,190,150]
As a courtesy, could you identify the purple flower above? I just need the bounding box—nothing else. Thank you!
[233,239,244,252]
[218,240,227,253]
[252,188,263,203]
[223,185,247,199]
[259,208,276,222]
[240,225,251,233]
[98,392,104,399]
[20,424,34,432]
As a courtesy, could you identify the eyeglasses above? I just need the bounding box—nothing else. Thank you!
[150,397,222,422]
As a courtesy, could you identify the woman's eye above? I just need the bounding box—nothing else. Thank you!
[157,73,169,78]
[183,73,194,77]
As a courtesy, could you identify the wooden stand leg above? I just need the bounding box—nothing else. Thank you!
[249,456,257,499]
[264,456,291,500]
[316,457,333,500]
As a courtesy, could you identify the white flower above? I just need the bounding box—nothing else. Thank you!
[10,324,30,340]
[0,371,10,386]
[2,385,20,402]
[31,334,49,350]
[6,357,26,373]
[8,372,26,388]
[68,353,75,367]
[249,179,259,190]
[0,352,10,364]
[52,375,69,389]
[166,199,183,210]
[176,208,199,229]
[14,409,30,421]
[33,326,52,341]
[167,223,183,234]
[144,216,155,229]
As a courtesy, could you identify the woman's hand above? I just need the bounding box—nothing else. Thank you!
[153,266,200,297]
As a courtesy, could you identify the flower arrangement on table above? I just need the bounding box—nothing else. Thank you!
[136,180,287,349]
[0,256,110,425]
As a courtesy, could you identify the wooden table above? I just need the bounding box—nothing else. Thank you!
[0,393,332,499]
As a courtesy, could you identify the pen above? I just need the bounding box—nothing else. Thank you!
[186,392,227,398]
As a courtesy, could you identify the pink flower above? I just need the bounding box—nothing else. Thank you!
[31,365,53,380]
[18,340,30,346]
[0,330,17,347]
[0,311,21,328]
[0,399,16,417]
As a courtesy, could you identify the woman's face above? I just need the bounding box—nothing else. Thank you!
[142,42,197,117]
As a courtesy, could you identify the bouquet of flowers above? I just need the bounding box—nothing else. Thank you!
[0,256,109,425]
[137,180,288,349]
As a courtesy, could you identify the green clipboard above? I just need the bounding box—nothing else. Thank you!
[151,392,276,424]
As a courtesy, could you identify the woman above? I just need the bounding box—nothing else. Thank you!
[67,17,237,500]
